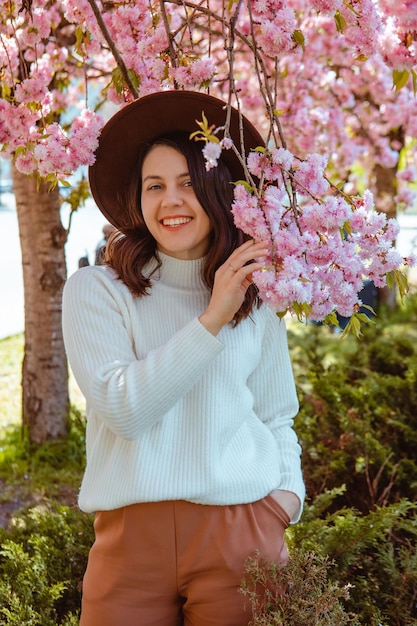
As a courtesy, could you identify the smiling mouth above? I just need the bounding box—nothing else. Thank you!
[161,217,193,227]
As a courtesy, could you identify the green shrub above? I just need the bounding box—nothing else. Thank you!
[0,505,94,625]
[0,407,85,513]
[290,307,417,513]
[1,293,416,624]
[283,294,417,626]
[291,495,417,625]
[241,549,363,625]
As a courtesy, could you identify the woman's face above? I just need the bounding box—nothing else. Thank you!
[141,144,212,260]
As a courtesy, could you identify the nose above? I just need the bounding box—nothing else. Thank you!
[161,185,183,207]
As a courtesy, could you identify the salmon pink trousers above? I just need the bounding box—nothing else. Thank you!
[79,497,289,626]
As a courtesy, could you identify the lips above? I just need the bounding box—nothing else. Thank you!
[161,216,193,227]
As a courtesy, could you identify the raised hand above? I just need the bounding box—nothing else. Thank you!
[199,239,269,335]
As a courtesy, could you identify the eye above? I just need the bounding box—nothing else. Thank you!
[183,179,193,188]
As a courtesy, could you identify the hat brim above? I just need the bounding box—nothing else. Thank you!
[88,90,264,229]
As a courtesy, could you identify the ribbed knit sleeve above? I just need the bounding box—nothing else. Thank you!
[62,266,224,439]
[248,307,305,521]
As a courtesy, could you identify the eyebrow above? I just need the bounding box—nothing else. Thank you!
[142,172,190,183]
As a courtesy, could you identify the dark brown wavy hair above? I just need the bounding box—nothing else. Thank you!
[105,131,260,325]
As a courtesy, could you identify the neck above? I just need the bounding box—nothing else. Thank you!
[148,251,206,291]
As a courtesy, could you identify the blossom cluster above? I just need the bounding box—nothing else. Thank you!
[0,98,102,179]
[229,148,415,324]
[378,0,417,70]
[1,0,416,188]
[241,8,417,212]
[1,0,416,331]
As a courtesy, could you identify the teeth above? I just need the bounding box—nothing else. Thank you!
[162,217,192,226]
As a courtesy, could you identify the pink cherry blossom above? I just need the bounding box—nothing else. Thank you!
[202,142,222,170]
[1,0,415,332]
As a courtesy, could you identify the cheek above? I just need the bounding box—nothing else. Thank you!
[204,214,213,236]
[140,201,154,230]
[140,216,158,242]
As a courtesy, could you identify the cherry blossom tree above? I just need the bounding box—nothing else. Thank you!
[1,0,416,441]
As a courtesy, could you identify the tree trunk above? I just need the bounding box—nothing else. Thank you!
[12,165,69,444]
[373,162,398,308]
[371,128,404,310]
[373,163,398,221]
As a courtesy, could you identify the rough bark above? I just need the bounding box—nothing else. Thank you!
[12,165,69,443]
[373,164,398,220]
[371,128,404,310]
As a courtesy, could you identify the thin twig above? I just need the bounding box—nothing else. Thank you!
[160,0,178,70]
[86,0,139,99]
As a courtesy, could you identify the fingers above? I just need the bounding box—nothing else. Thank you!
[224,239,269,277]
[228,260,264,287]
[220,239,269,295]
[198,240,270,336]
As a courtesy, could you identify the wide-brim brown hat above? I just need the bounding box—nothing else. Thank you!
[88,90,264,229]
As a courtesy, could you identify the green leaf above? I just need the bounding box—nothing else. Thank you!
[339,221,352,238]
[385,269,409,298]
[334,11,346,34]
[394,269,409,299]
[276,310,288,319]
[355,455,366,473]
[322,310,340,328]
[355,312,376,325]
[292,301,312,322]
[190,111,219,143]
[127,69,140,91]
[232,180,253,192]
[74,27,85,54]
[111,67,124,95]
[339,309,377,339]
[412,68,417,96]
[393,69,409,91]
[343,0,362,18]
[341,314,362,339]
[291,30,305,50]
[0,82,12,99]
[360,303,376,316]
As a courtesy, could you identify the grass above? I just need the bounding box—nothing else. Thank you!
[0,334,85,434]
[0,334,23,432]
[0,334,86,521]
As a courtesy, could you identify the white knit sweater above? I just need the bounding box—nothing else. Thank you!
[62,253,305,521]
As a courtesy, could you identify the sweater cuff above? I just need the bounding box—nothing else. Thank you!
[195,315,225,345]
[277,478,306,524]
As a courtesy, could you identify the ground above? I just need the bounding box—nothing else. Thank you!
[0,478,78,529]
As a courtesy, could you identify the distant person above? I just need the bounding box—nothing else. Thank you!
[336,280,378,330]
[62,91,305,626]
[94,223,117,265]
[77,223,117,268]
[78,253,90,269]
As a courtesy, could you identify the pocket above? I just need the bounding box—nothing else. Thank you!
[250,497,289,567]
[263,494,291,528]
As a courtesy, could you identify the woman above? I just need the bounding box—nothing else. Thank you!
[62,90,305,626]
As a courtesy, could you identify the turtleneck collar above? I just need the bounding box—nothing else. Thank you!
[147,251,207,291]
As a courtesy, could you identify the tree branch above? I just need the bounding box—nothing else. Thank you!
[86,0,139,99]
